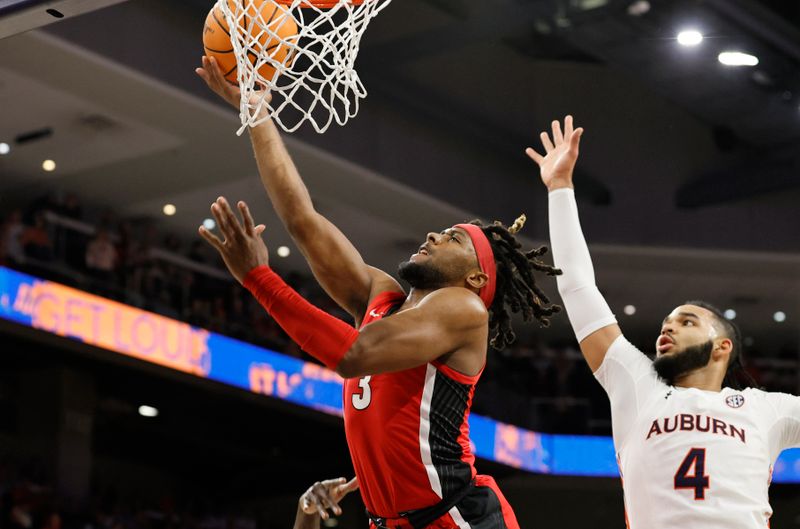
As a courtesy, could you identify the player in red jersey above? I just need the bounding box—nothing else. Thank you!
[197,56,561,529]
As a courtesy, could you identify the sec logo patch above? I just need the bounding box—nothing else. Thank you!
[726,394,745,408]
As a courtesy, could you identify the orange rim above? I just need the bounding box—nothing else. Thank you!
[273,0,365,7]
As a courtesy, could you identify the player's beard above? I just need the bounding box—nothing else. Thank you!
[397,260,449,290]
[653,339,713,385]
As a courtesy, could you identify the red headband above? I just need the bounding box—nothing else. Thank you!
[455,223,496,309]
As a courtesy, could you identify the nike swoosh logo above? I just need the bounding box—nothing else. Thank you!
[369,309,382,318]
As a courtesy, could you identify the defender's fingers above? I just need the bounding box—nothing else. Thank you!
[198,226,223,251]
[308,495,327,519]
[210,203,231,240]
[336,477,358,497]
[564,115,574,137]
[570,127,584,150]
[344,477,359,491]
[540,131,555,153]
[216,197,243,237]
[316,488,339,513]
[313,498,329,520]
[324,477,347,500]
[551,120,564,144]
[301,491,319,514]
[525,147,544,164]
[310,484,340,515]
[238,201,256,235]
[254,224,266,235]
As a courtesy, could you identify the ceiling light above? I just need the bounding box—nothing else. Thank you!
[677,30,703,47]
[579,0,608,10]
[276,246,291,258]
[42,159,56,171]
[0,143,9,155]
[623,304,636,316]
[724,309,736,320]
[203,218,216,230]
[774,311,786,323]
[138,405,159,417]
[162,204,176,216]
[718,51,759,67]
[627,0,650,16]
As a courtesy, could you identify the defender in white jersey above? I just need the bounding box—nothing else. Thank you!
[525,116,800,529]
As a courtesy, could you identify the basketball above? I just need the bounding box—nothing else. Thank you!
[202,0,297,84]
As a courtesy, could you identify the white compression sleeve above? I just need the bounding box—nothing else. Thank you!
[548,188,617,342]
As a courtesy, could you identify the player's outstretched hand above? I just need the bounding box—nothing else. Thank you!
[195,55,242,109]
[198,197,269,284]
[195,55,272,112]
[525,115,584,191]
[299,477,359,520]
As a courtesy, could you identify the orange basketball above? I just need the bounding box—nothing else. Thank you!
[202,0,298,84]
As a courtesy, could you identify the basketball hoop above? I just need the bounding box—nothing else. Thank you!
[217,0,392,134]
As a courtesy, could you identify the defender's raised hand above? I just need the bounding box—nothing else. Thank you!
[525,115,584,191]
[198,197,269,284]
[299,477,359,520]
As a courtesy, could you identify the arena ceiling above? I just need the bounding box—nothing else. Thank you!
[0,0,798,353]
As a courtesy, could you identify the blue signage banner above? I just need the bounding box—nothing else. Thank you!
[1,266,798,482]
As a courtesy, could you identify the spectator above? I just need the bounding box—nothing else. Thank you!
[128,225,160,298]
[85,228,118,283]
[116,221,136,289]
[0,210,25,267]
[60,194,86,271]
[20,213,52,263]
[61,193,82,221]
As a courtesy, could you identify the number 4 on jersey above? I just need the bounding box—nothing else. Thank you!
[674,448,710,500]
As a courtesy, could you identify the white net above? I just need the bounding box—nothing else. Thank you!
[217,0,392,134]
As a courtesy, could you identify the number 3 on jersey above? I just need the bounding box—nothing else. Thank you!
[352,376,372,410]
[674,448,710,500]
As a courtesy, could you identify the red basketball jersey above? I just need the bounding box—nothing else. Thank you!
[343,291,481,518]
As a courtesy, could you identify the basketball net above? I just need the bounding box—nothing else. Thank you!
[218,0,392,134]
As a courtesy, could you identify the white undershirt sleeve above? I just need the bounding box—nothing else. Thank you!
[548,188,617,341]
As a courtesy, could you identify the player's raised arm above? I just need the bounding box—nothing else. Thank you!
[200,200,487,378]
[338,287,488,377]
[526,116,621,371]
[196,56,399,321]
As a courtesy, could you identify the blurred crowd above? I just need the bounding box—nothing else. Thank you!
[0,458,261,529]
[0,192,315,355]
[0,191,796,436]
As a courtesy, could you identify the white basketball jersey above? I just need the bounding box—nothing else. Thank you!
[594,335,800,529]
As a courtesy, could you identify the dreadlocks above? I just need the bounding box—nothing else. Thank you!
[469,216,562,350]
[684,300,760,390]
